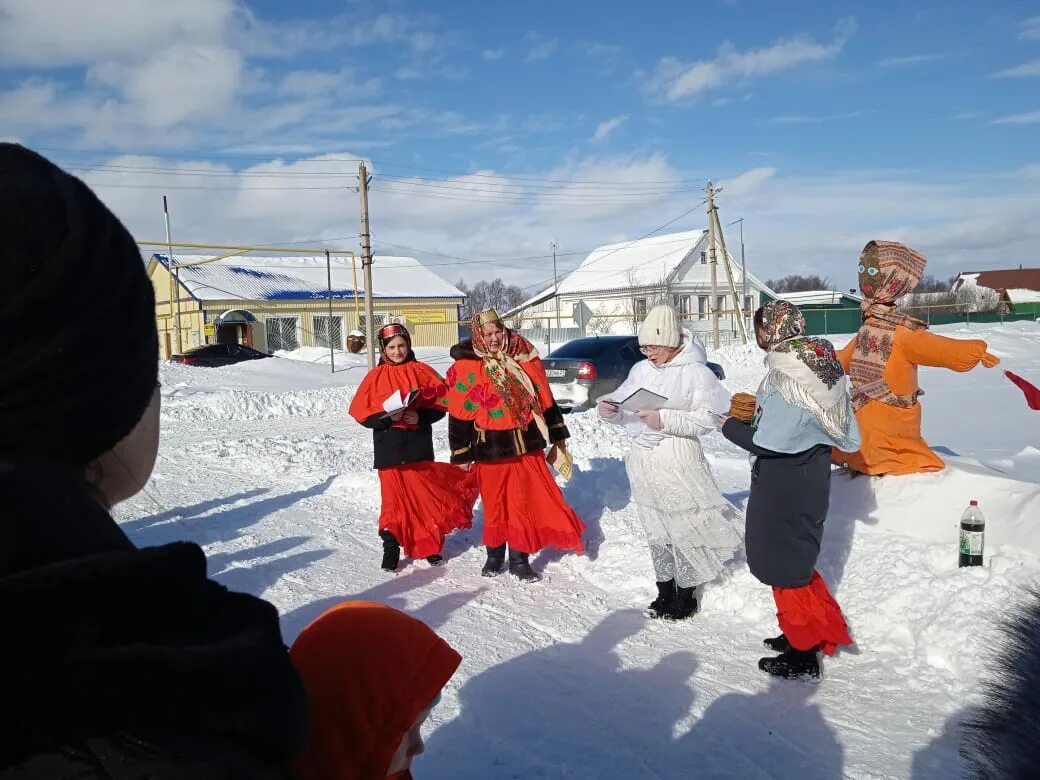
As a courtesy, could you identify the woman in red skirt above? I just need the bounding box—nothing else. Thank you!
[441,309,585,582]
[349,323,478,572]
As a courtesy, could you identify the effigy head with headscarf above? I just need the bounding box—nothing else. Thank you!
[469,309,548,438]
[851,240,929,409]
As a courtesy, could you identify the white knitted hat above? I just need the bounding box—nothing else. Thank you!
[638,304,681,348]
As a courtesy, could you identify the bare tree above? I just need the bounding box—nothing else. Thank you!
[456,278,527,320]
[767,274,831,293]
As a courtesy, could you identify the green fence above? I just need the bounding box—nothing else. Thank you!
[802,303,1040,336]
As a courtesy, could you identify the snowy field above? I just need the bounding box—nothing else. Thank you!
[117,322,1040,779]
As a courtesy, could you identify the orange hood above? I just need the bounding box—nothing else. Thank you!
[290,601,462,779]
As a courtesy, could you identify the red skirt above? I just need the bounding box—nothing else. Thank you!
[476,453,585,554]
[772,570,853,656]
[378,462,477,559]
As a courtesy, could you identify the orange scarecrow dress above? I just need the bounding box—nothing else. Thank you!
[290,601,462,780]
[349,358,477,559]
[442,332,585,554]
[833,240,998,477]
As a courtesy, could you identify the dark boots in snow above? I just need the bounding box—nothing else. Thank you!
[426,555,445,567]
[661,585,698,620]
[379,529,400,572]
[646,580,677,619]
[763,634,792,653]
[481,544,506,577]
[759,647,822,681]
[508,548,541,583]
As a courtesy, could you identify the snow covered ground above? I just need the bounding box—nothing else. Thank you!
[118,322,1040,779]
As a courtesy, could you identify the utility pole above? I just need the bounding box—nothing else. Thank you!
[706,182,720,350]
[163,196,181,355]
[711,206,748,344]
[358,161,376,369]
[552,241,561,335]
[325,249,335,374]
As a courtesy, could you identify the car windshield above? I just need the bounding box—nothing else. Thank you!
[548,339,613,359]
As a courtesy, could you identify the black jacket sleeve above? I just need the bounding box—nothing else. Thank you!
[359,412,392,431]
[544,402,569,443]
[722,417,782,457]
[448,416,475,464]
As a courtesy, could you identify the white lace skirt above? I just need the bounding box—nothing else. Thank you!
[626,436,743,588]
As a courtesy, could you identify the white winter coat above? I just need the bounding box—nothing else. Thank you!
[601,331,732,451]
[600,330,741,585]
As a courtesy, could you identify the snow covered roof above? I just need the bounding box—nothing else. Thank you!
[780,290,862,307]
[1007,288,1040,304]
[557,230,709,295]
[954,268,1040,293]
[151,254,465,302]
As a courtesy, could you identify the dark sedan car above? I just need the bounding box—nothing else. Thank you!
[170,344,272,367]
[542,335,725,411]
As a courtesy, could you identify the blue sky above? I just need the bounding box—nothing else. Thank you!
[2,0,1037,291]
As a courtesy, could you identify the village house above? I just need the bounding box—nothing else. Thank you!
[147,253,467,358]
[952,268,1040,315]
[507,229,774,349]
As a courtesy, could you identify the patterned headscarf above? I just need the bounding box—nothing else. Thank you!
[849,240,928,410]
[755,300,855,446]
[470,311,549,441]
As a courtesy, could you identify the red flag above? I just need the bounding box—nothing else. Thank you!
[1006,371,1040,411]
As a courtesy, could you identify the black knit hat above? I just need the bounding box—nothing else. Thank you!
[0,144,158,465]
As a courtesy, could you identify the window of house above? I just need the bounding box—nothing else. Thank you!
[744,295,755,315]
[358,312,387,337]
[673,294,692,317]
[634,298,648,319]
[697,295,709,320]
[717,295,727,314]
[265,316,300,352]
[700,251,707,264]
[313,315,344,350]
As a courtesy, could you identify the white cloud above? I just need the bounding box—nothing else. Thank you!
[648,31,848,102]
[990,110,1040,125]
[878,53,945,67]
[57,150,1040,294]
[482,48,505,61]
[592,115,627,142]
[524,33,558,62]
[1018,16,1040,41]
[768,111,867,124]
[0,0,234,66]
[992,60,1040,78]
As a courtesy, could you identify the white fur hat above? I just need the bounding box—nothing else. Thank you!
[638,304,681,348]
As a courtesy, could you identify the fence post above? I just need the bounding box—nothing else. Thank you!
[824,308,829,335]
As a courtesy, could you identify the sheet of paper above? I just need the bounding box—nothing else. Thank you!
[617,387,668,412]
[382,389,419,415]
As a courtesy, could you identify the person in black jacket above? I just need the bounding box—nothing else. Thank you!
[348,324,477,572]
[0,143,308,776]
[721,301,861,681]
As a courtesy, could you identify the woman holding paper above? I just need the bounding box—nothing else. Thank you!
[348,323,477,572]
[441,309,585,582]
[598,304,741,620]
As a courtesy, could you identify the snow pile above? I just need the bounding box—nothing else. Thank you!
[120,322,1040,779]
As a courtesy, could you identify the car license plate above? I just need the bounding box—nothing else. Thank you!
[545,369,566,378]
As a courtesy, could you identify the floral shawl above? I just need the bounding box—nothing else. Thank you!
[470,313,550,442]
[756,299,855,445]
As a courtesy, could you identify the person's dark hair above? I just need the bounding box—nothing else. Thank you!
[0,144,158,467]
[753,307,766,333]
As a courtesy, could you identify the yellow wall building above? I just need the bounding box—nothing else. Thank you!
[147,254,466,358]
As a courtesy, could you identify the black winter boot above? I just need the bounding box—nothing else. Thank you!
[426,555,445,567]
[508,548,542,583]
[481,544,506,577]
[661,585,698,620]
[763,634,792,653]
[758,647,821,681]
[379,529,400,572]
[646,580,677,619]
